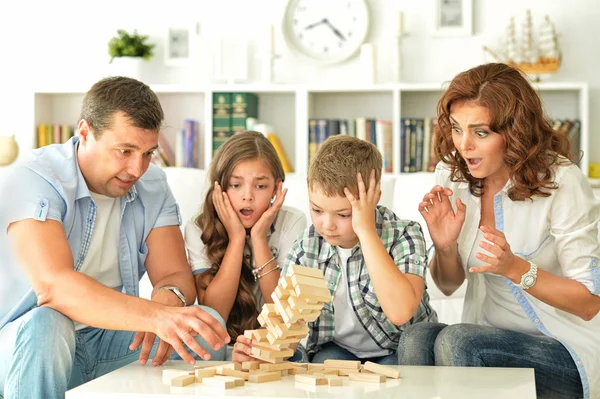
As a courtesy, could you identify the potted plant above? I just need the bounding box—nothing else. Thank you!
[107,29,155,80]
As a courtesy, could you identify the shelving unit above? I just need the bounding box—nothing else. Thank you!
[29,81,590,177]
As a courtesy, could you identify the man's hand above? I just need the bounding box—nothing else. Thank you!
[129,289,183,366]
[343,170,381,238]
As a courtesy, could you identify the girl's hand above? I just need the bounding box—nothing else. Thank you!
[468,225,529,282]
[344,170,381,238]
[232,335,255,363]
[213,181,246,242]
[250,181,287,240]
[418,186,466,252]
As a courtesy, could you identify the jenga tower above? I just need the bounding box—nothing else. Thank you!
[243,265,332,363]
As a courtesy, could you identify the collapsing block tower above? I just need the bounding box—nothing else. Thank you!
[244,265,332,363]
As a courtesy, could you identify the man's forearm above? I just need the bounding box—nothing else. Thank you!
[39,270,162,332]
[151,270,197,306]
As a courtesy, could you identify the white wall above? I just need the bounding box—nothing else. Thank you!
[0,0,598,163]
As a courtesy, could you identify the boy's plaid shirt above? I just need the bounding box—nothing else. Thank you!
[280,205,438,355]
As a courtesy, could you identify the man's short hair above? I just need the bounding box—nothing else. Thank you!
[80,76,164,138]
[308,135,382,197]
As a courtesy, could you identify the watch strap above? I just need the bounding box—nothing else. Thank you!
[155,285,187,306]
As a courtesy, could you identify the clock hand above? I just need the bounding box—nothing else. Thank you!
[324,19,346,41]
[303,18,327,31]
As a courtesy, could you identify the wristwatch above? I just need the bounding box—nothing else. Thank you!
[517,262,538,290]
[155,285,187,306]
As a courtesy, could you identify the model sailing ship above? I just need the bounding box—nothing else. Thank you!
[484,10,561,78]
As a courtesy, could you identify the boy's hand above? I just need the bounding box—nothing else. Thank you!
[344,170,381,238]
[213,181,246,243]
[251,180,287,241]
[232,335,255,363]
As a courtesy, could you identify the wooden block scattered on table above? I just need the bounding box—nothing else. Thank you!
[337,369,359,376]
[248,371,281,383]
[324,359,361,370]
[202,377,236,389]
[162,369,193,385]
[214,375,244,387]
[349,373,387,383]
[170,374,195,387]
[362,361,401,379]
[241,360,263,371]
[258,362,296,372]
[218,368,250,380]
[295,374,328,386]
[194,367,216,382]
[327,376,343,386]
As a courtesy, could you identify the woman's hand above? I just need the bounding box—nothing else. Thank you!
[231,334,255,363]
[213,181,246,242]
[468,225,529,282]
[418,186,466,252]
[251,180,287,240]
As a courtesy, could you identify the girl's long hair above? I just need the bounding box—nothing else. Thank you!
[195,131,285,340]
[436,63,572,200]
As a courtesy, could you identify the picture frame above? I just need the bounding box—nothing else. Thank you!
[164,23,199,66]
[433,0,473,37]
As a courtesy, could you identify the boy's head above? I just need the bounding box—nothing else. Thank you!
[307,135,383,249]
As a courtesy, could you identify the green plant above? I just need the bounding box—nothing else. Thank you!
[108,29,155,63]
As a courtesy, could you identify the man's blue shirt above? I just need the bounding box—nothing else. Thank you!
[0,137,181,329]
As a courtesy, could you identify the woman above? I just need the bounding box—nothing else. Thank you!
[399,63,600,399]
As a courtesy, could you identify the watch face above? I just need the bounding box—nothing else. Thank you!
[283,0,370,64]
[523,274,536,288]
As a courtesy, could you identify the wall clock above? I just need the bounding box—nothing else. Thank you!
[282,0,371,64]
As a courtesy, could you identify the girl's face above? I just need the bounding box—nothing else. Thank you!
[225,159,277,229]
[450,102,510,186]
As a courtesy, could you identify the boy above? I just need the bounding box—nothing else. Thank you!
[280,135,437,364]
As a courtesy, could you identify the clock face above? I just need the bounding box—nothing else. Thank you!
[283,0,370,64]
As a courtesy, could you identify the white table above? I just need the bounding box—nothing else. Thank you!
[66,360,536,399]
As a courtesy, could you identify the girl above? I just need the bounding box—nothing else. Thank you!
[184,130,307,361]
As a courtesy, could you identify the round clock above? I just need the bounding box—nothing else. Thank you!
[282,0,371,64]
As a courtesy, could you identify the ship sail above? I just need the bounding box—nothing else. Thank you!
[538,16,560,59]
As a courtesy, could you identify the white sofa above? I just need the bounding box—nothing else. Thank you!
[155,167,467,325]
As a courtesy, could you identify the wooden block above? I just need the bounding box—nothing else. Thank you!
[244,330,254,339]
[241,360,262,371]
[251,329,270,342]
[216,363,241,371]
[218,368,250,381]
[280,276,294,290]
[214,375,244,387]
[202,377,236,389]
[337,369,359,376]
[362,361,401,379]
[162,369,192,385]
[295,374,328,386]
[194,368,216,382]
[170,374,195,387]
[322,368,339,375]
[324,359,361,370]
[258,362,296,372]
[248,371,281,383]
[288,265,326,279]
[327,376,343,386]
[302,310,322,322]
[266,332,299,345]
[294,284,332,303]
[253,340,291,351]
[261,303,278,317]
[291,274,329,291]
[281,369,289,376]
[349,373,386,383]
[307,363,326,370]
[287,295,323,311]
[250,351,284,364]
[261,347,294,359]
[274,285,292,300]
[288,366,308,375]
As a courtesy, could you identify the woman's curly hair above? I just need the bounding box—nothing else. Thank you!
[435,63,573,201]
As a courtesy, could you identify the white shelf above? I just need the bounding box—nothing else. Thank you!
[28,81,590,176]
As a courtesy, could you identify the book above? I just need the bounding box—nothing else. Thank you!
[213,93,233,154]
[231,93,258,133]
[267,133,293,173]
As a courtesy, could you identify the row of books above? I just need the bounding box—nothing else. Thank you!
[36,124,75,148]
[213,92,258,154]
[152,120,200,168]
[308,118,394,172]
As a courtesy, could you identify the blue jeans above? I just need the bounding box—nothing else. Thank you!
[0,305,227,399]
[306,342,397,365]
[397,322,583,399]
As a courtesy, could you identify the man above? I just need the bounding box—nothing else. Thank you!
[0,77,229,399]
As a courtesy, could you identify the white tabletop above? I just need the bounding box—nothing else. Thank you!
[66,360,536,399]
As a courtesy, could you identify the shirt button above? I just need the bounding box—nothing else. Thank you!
[245,254,251,259]
[516,293,521,297]
[534,318,539,323]
[578,361,582,365]
[496,205,501,209]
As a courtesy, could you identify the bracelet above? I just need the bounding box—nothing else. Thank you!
[255,264,281,281]
[252,256,276,278]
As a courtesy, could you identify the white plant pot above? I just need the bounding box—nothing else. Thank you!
[0,135,19,166]
[109,57,147,81]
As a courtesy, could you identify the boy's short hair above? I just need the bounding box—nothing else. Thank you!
[308,135,382,197]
